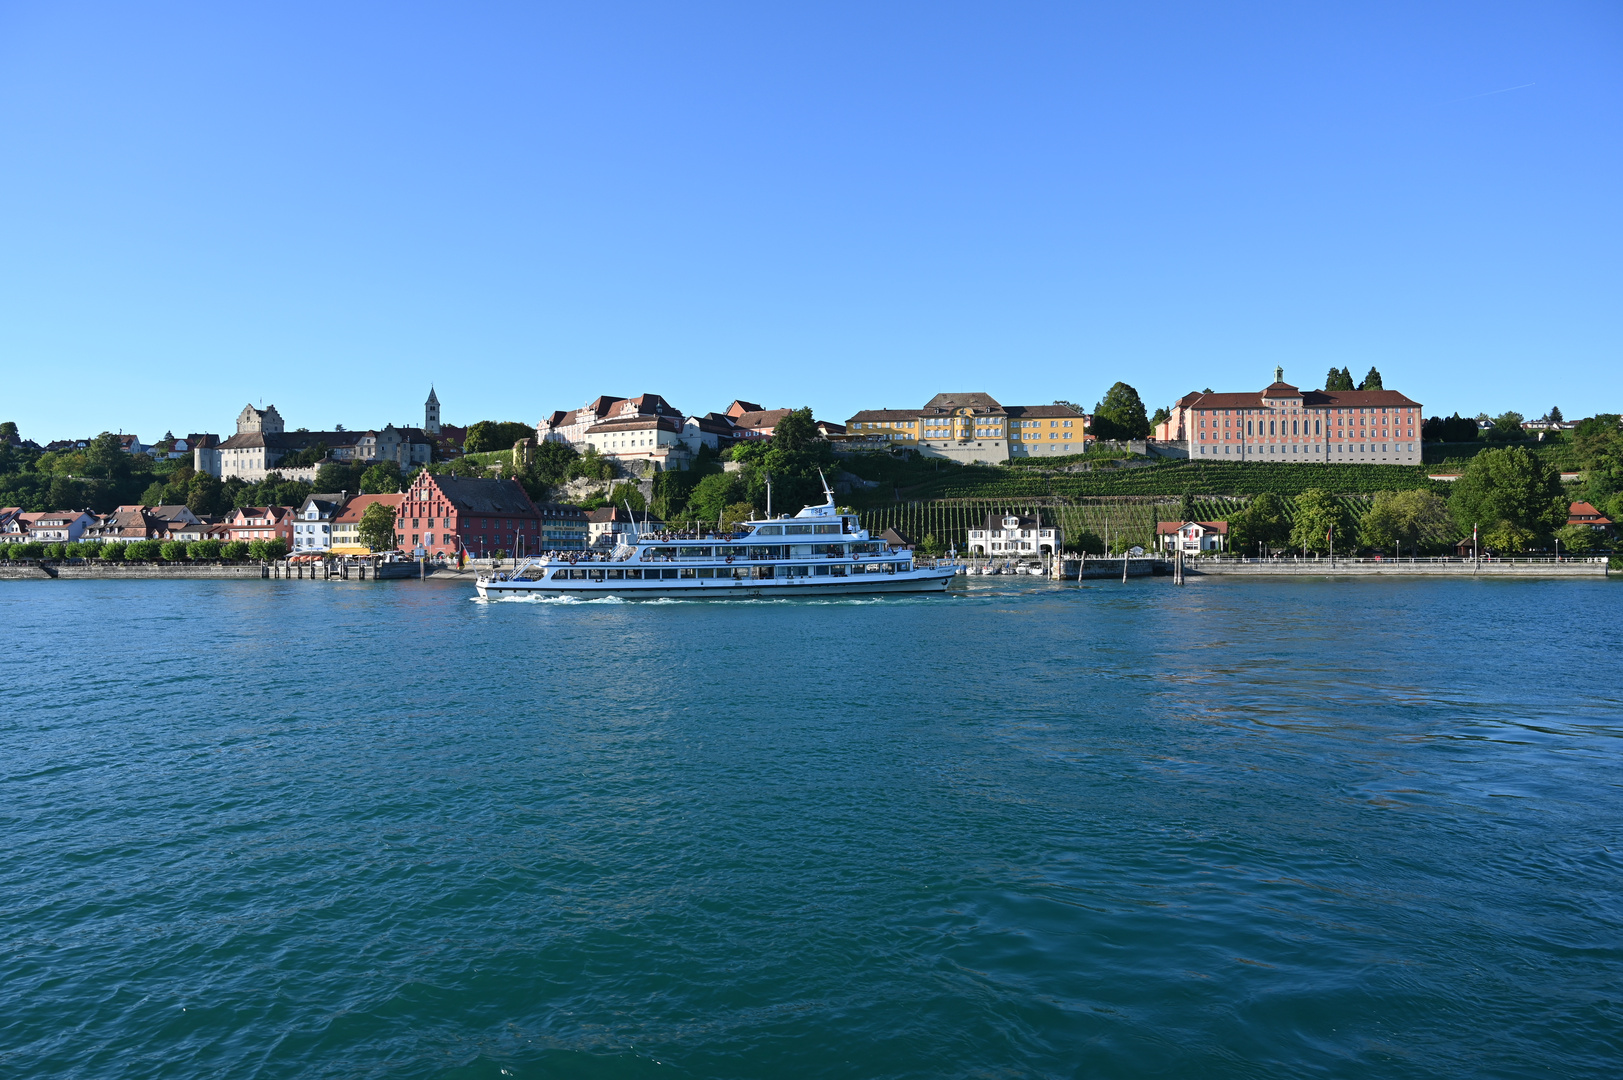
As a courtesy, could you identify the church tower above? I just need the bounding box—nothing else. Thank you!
[425,387,441,435]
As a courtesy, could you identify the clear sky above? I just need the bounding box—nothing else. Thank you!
[1,2,1618,443]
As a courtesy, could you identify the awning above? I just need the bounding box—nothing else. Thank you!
[330,545,372,555]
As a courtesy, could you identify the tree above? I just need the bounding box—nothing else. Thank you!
[1149,406,1171,429]
[316,461,366,493]
[1360,489,1450,555]
[0,421,17,443]
[187,539,222,560]
[102,542,126,561]
[85,431,132,482]
[1176,491,1196,524]
[1230,492,1289,555]
[1449,446,1566,548]
[48,475,87,512]
[1359,367,1384,391]
[1091,383,1151,440]
[1549,405,1564,424]
[159,540,189,561]
[720,501,755,530]
[607,481,646,512]
[570,446,613,481]
[125,539,161,560]
[1555,523,1595,555]
[1289,489,1346,555]
[279,441,329,469]
[1326,367,1356,392]
[221,541,249,560]
[1422,413,1478,443]
[685,472,748,526]
[360,463,401,494]
[920,533,945,556]
[1485,411,1525,442]
[358,501,398,552]
[187,473,226,517]
[463,421,534,454]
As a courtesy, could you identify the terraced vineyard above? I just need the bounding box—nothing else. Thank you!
[859,493,1398,553]
[879,460,1442,501]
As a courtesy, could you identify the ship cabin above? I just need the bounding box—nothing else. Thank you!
[520,502,917,584]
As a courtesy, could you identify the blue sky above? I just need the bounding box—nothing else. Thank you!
[1,2,1618,442]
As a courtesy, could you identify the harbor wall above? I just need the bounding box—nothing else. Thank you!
[1182,559,1608,578]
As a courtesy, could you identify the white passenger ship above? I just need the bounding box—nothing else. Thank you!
[475,488,955,600]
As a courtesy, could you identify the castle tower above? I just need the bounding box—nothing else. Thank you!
[236,404,284,435]
[425,387,441,435]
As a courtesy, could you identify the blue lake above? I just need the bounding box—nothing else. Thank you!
[2,575,1620,1078]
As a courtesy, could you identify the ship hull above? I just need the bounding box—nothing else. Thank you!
[476,568,956,600]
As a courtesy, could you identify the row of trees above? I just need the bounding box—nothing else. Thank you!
[1212,446,1588,555]
[1324,367,1384,391]
[1,538,289,561]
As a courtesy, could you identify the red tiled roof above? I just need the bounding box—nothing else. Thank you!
[1567,501,1613,525]
[1156,520,1230,535]
[335,494,404,524]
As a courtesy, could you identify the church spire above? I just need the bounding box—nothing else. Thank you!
[424,387,441,434]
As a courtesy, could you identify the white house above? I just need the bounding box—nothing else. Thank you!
[24,511,96,543]
[965,513,1061,556]
[1156,520,1229,554]
[292,493,353,553]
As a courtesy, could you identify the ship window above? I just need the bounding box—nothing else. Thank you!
[756,525,783,535]
[814,524,839,534]
[900,561,912,572]
[679,546,710,557]
[661,568,678,580]
[784,524,812,534]
[814,565,831,575]
[590,569,605,581]
[625,568,642,579]
[571,569,588,579]
[831,564,848,576]
[851,563,866,574]
[696,568,715,578]
[679,568,696,578]
[607,569,624,579]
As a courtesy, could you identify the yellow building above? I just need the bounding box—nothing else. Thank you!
[845,393,1087,464]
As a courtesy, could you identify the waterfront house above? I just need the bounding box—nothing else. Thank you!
[24,511,95,543]
[82,506,159,543]
[331,493,405,554]
[397,473,545,559]
[292,493,353,553]
[879,528,917,550]
[0,507,24,542]
[1154,367,1422,465]
[965,513,1062,556]
[1156,520,1230,554]
[1567,502,1614,535]
[224,507,296,546]
[147,505,202,528]
[538,503,590,552]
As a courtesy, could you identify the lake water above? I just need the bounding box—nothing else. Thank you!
[2,575,1620,1079]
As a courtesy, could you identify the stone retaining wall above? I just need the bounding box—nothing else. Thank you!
[1184,560,1607,578]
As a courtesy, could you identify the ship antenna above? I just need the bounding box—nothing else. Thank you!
[819,468,833,505]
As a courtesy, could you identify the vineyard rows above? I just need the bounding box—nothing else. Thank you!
[874,460,1441,502]
[856,493,1452,552]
